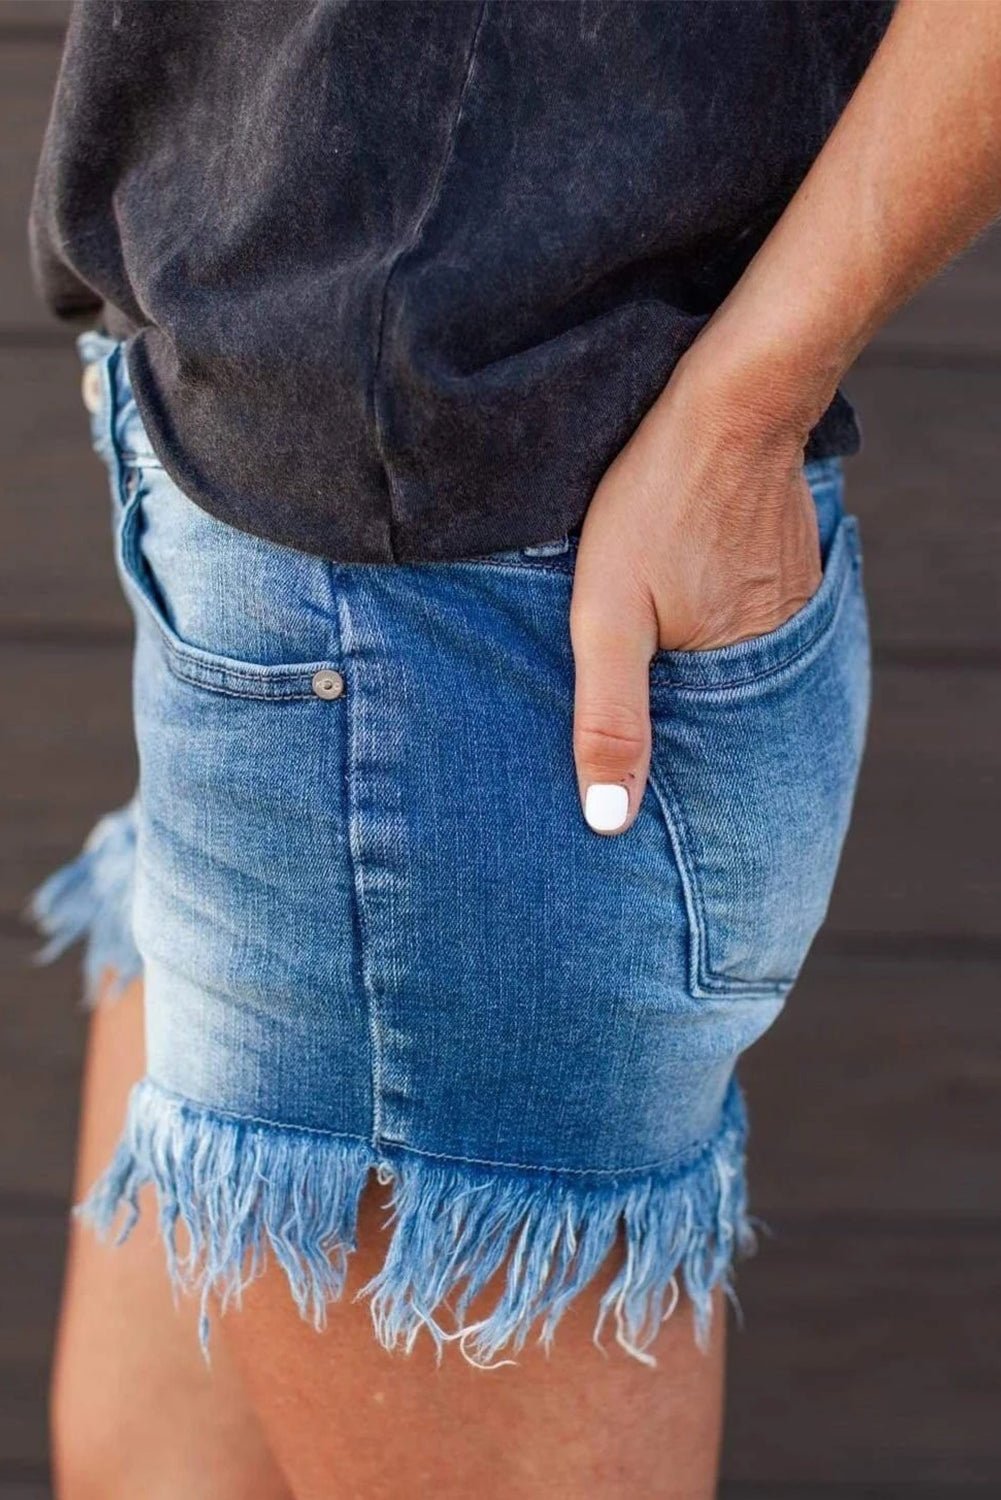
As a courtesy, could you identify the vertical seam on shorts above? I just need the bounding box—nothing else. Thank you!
[332,576,385,1149]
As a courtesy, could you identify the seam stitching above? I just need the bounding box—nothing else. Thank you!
[647,750,791,1003]
[333,585,386,1152]
[140,1078,735,1180]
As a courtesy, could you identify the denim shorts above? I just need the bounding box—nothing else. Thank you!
[27,329,871,1367]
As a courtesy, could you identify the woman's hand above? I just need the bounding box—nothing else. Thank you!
[571,0,1001,834]
[570,354,821,834]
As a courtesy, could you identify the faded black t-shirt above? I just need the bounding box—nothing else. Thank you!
[30,0,895,563]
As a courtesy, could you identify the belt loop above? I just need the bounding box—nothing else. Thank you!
[521,532,570,558]
[75,329,120,469]
[76,330,134,508]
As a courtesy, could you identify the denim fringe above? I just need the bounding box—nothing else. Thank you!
[22,797,142,1006]
[24,797,756,1365]
[79,1075,754,1367]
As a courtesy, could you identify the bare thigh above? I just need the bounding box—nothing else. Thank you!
[50,972,291,1500]
[51,968,725,1499]
[220,1192,727,1500]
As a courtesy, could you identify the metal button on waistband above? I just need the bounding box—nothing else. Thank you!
[81,363,102,415]
[311,669,345,700]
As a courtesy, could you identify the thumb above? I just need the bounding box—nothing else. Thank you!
[570,584,655,836]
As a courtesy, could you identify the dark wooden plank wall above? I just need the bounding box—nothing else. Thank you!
[1,6,998,1497]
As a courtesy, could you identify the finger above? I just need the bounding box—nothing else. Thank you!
[570,585,655,837]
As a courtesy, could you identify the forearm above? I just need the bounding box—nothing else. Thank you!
[676,0,1001,440]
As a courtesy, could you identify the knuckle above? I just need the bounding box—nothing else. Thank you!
[574,707,648,771]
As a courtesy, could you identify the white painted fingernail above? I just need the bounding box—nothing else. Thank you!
[584,783,629,833]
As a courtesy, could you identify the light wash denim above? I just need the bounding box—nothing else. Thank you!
[27,329,871,1366]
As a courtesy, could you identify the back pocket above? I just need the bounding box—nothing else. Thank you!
[647,514,870,1000]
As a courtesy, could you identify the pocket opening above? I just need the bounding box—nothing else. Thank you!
[649,513,861,696]
[113,485,344,701]
[645,512,870,999]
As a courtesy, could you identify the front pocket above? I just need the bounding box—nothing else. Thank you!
[647,514,870,999]
[649,512,859,692]
[113,469,345,701]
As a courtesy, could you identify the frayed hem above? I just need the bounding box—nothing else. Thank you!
[21,796,142,1007]
[78,1076,755,1367]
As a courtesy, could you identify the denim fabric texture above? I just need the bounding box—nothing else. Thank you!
[29,0,894,562]
[26,330,871,1365]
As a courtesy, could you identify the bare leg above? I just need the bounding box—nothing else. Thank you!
[50,971,292,1500]
[222,1184,727,1500]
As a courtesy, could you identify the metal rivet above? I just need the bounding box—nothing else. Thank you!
[311,668,345,700]
[81,363,103,415]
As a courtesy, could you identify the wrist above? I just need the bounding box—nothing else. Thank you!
[667,306,849,457]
